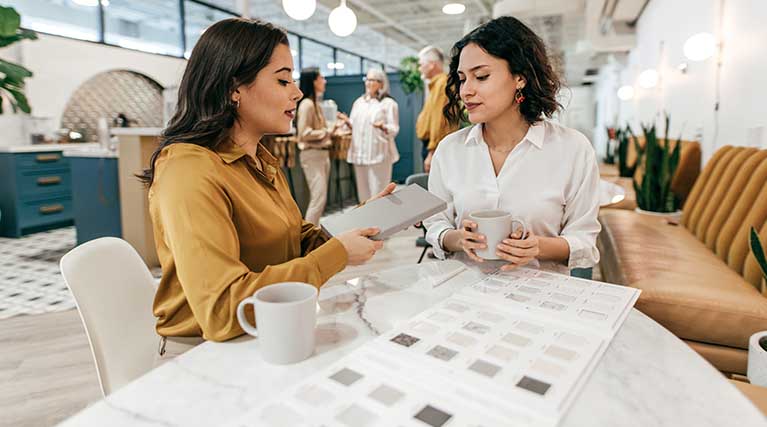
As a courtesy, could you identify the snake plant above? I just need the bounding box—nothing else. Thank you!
[617,125,643,177]
[633,114,681,213]
[751,227,767,281]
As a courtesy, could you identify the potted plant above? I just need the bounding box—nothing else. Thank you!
[633,114,682,219]
[604,127,616,164]
[0,5,37,114]
[751,227,767,290]
[398,56,423,95]
[617,125,643,178]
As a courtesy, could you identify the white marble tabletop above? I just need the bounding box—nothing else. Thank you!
[58,261,766,427]
[62,147,119,158]
[111,127,162,136]
[0,143,99,153]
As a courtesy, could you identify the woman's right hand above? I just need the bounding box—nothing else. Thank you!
[451,219,486,263]
[335,227,384,265]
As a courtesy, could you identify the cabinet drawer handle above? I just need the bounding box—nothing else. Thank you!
[35,154,61,162]
[37,176,62,186]
[39,204,64,214]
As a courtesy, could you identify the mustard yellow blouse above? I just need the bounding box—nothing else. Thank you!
[148,140,348,341]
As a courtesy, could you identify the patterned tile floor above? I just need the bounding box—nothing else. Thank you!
[0,227,162,319]
[0,227,78,319]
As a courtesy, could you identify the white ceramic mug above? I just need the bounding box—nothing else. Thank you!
[468,210,528,260]
[236,282,318,365]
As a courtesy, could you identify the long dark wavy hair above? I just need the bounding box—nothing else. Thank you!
[443,16,562,126]
[138,18,289,186]
[295,67,322,127]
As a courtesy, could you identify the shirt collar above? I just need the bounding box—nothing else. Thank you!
[428,72,447,90]
[215,139,281,181]
[464,121,546,149]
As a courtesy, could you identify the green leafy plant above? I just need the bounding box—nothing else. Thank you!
[604,127,616,164]
[398,56,423,95]
[751,227,767,282]
[617,125,643,177]
[0,6,37,114]
[633,114,681,213]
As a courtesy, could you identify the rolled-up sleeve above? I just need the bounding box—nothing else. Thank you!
[383,99,400,137]
[560,143,601,269]
[423,147,456,259]
[153,153,347,341]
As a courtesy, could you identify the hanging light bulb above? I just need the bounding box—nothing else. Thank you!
[282,0,316,21]
[329,0,357,37]
[638,69,659,89]
[683,32,716,62]
[617,85,635,100]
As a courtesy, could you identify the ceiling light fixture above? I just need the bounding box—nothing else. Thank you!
[442,3,466,15]
[617,85,635,100]
[282,0,317,21]
[683,32,716,62]
[328,0,357,37]
[638,69,659,89]
[71,0,100,6]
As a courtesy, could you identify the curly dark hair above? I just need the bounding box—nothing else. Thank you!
[443,16,562,126]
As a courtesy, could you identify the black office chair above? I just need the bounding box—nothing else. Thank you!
[404,173,431,263]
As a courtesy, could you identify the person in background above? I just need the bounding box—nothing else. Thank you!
[416,46,458,173]
[296,67,342,225]
[140,18,391,361]
[423,16,601,275]
[339,68,400,203]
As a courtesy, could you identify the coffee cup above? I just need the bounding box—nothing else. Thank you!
[236,282,318,364]
[468,210,527,260]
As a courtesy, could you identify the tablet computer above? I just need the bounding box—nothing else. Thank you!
[321,184,447,241]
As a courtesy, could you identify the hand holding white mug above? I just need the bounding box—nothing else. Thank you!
[496,229,540,271]
[458,219,487,263]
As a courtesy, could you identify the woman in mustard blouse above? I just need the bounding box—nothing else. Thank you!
[139,18,389,358]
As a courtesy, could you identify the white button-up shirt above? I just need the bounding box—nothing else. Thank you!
[423,120,601,274]
[347,95,400,165]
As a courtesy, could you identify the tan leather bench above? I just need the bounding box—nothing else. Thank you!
[599,146,767,374]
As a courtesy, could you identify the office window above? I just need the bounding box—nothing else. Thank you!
[5,0,100,42]
[103,0,183,56]
[362,59,383,73]
[301,39,334,76]
[335,51,362,76]
[287,33,300,79]
[184,1,237,57]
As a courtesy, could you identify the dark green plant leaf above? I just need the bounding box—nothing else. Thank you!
[0,28,38,48]
[0,6,21,38]
[751,227,767,280]
[0,59,33,81]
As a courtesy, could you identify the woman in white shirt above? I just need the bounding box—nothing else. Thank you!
[341,68,400,202]
[424,16,601,275]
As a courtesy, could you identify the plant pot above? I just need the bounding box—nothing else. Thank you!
[634,208,683,223]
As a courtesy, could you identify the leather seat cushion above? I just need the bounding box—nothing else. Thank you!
[599,209,767,349]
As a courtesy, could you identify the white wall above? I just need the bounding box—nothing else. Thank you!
[559,85,596,144]
[0,34,186,146]
[594,0,767,162]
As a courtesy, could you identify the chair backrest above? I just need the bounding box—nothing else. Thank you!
[405,172,429,190]
[60,237,158,396]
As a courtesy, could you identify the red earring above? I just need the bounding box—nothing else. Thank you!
[515,89,525,104]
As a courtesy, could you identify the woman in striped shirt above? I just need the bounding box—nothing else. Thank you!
[340,68,400,202]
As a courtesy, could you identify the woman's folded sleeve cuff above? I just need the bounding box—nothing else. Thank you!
[425,223,453,260]
[561,234,600,269]
[307,238,348,282]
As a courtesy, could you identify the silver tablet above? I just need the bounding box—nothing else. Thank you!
[321,184,447,241]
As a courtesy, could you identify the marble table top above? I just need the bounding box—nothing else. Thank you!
[58,261,766,426]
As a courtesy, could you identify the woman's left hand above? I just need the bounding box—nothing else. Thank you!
[372,121,387,134]
[496,229,540,271]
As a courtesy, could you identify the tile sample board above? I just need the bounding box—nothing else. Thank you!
[227,268,640,427]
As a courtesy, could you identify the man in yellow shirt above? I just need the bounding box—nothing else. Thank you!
[416,46,458,172]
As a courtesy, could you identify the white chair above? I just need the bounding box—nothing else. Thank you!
[60,237,158,396]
